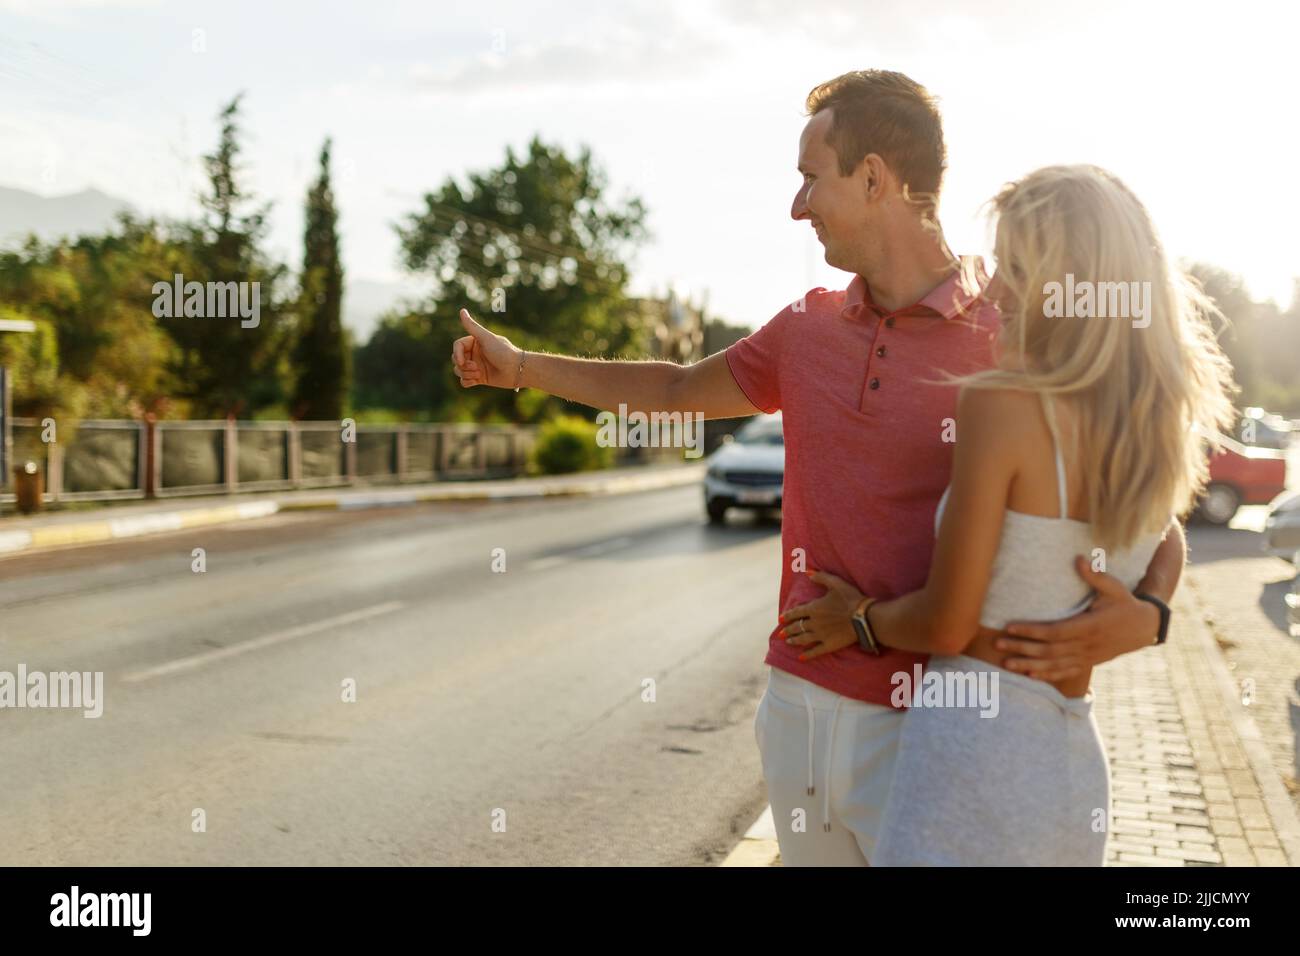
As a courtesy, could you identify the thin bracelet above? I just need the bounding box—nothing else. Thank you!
[513,351,527,392]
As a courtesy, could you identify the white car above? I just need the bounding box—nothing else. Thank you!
[1287,557,1300,638]
[1264,490,1300,561]
[703,414,784,524]
[1241,407,1294,450]
[1260,493,1300,638]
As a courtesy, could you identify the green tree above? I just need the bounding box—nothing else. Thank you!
[169,94,290,418]
[380,136,650,422]
[291,138,349,420]
[0,306,81,422]
[0,219,182,420]
[352,310,446,416]
[1189,263,1300,415]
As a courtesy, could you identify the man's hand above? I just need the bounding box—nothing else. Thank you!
[452,309,523,389]
[778,569,866,661]
[451,309,761,418]
[995,555,1161,682]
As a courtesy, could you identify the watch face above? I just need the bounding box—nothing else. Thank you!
[852,618,868,645]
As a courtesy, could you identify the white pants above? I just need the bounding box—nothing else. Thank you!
[753,666,905,866]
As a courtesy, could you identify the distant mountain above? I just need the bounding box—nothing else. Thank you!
[0,184,137,247]
[0,183,422,343]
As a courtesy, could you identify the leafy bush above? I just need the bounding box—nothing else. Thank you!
[528,415,614,475]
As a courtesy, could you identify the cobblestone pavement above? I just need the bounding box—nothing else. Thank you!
[1092,517,1300,867]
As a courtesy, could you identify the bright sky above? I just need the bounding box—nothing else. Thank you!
[1,0,1297,333]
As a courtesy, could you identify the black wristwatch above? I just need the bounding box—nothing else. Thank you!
[851,596,882,655]
[1134,592,1171,645]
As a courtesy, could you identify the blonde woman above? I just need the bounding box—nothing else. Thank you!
[778,164,1236,865]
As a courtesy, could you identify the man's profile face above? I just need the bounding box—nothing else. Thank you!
[791,108,870,272]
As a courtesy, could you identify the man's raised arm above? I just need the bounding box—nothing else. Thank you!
[451,308,761,420]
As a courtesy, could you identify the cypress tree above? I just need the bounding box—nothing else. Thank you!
[292,138,348,421]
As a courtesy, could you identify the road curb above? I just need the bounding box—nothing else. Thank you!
[278,467,706,509]
[720,806,781,867]
[0,466,705,556]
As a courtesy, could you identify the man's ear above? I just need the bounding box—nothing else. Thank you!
[860,153,886,202]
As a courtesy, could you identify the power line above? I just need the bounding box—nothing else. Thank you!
[414,198,628,266]
[407,215,621,287]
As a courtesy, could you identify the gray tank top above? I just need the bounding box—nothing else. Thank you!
[933,392,1166,630]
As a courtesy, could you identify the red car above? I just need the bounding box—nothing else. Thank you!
[1197,434,1288,524]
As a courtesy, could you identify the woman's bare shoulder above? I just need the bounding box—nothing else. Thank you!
[956,386,1045,431]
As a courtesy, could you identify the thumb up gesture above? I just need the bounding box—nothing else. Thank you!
[452,308,523,389]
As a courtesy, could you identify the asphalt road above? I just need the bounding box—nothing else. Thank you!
[0,487,782,865]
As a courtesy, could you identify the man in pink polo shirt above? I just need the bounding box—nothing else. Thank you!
[451,70,1185,865]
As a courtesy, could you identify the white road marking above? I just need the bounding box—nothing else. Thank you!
[121,600,406,684]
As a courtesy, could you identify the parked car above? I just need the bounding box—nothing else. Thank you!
[703,413,783,524]
[1287,550,1300,637]
[1264,490,1300,560]
[1240,407,1294,450]
[1196,434,1288,525]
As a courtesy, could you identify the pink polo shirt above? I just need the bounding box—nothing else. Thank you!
[725,267,1000,708]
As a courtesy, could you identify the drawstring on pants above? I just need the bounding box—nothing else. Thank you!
[823,699,842,831]
[802,688,815,796]
[801,686,844,832]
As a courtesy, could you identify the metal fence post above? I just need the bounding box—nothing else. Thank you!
[152,421,164,496]
[47,440,64,501]
[344,426,357,484]
[224,417,238,493]
[142,416,156,498]
[287,421,301,487]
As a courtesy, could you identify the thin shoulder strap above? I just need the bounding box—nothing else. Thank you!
[1039,392,1068,520]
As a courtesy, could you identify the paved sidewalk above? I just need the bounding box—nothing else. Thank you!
[1181,551,1300,825]
[1093,580,1299,866]
[0,463,705,556]
[724,585,1300,867]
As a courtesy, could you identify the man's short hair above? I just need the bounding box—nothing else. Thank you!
[805,70,947,201]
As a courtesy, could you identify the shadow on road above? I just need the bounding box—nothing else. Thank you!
[1187,516,1298,639]
[528,509,783,568]
[1186,522,1275,567]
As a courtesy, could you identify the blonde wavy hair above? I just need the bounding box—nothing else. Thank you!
[956,164,1237,552]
